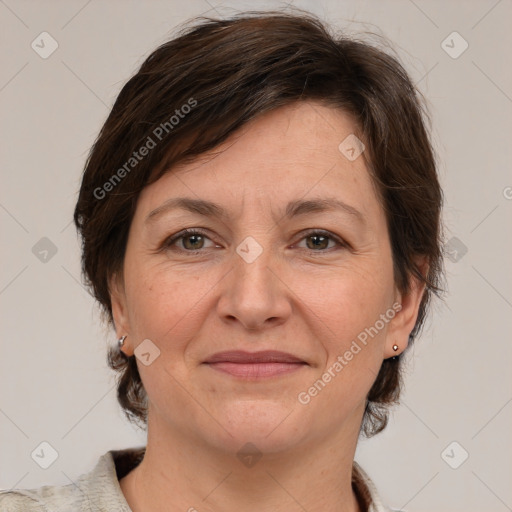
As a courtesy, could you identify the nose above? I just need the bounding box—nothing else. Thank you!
[216,239,292,332]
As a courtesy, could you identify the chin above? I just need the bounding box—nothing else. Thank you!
[205,399,310,455]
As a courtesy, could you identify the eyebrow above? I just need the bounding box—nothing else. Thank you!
[145,196,366,225]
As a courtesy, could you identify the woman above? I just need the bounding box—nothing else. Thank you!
[0,9,444,512]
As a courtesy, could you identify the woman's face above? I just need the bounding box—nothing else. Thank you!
[111,101,423,454]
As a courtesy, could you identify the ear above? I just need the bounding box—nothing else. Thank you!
[109,271,131,348]
[384,255,429,359]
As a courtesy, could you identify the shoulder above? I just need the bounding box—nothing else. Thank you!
[0,489,43,511]
[353,460,402,512]
[0,481,87,511]
[0,447,143,512]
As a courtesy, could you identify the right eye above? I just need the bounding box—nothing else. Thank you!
[161,228,219,254]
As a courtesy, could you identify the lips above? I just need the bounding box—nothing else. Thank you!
[203,350,305,364]
[203,350,307,379]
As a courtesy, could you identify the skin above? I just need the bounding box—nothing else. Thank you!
[111,101,427,512]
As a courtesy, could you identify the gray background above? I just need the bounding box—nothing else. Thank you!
[1,1,511,511]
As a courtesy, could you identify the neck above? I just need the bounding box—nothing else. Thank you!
[120,410,365,512]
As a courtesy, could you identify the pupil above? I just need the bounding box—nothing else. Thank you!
[185,235,202,250]
[309,235,327,250]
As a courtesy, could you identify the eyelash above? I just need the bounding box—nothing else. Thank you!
[161,228,348,255]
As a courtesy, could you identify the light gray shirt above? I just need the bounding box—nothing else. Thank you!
[0,447,397,511]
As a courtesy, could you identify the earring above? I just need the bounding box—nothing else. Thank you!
[392,344,399,351]
[118,335,127,350]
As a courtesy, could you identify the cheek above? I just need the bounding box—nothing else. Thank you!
[123,258,219,346]
[295,269,391,422]
[323,271,393,394]
[297,263,393,409]
[296,259,393,342]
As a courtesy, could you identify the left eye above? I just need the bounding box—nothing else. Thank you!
[161,229,345,253]
[295,231,344,251]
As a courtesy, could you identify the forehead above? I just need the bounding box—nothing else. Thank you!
[137,101,382,225]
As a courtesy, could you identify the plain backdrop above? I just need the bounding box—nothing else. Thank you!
[1,1,511,511]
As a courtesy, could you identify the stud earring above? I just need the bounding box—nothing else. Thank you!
[118,335,127,350]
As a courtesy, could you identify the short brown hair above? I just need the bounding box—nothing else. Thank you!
[73,10,445,438]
